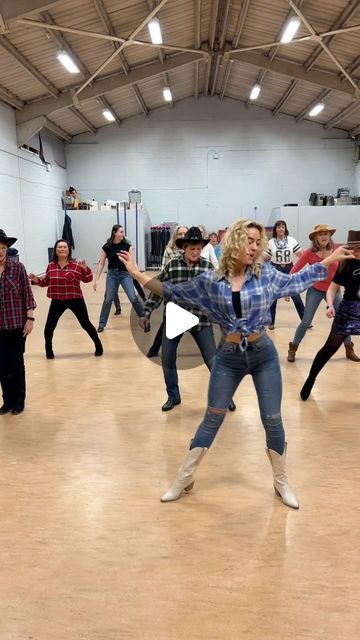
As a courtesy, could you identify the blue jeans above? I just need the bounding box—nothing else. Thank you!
[270,263,304,324]
[292,287,351,346]
[191,334,285,455]
[161,325,216,401]
[99,270,144,328]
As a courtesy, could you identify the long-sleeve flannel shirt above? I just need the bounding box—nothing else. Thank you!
[35,261,93,299]
[163,261,328,336]
[0,258,36,331]
[144,255,214,331]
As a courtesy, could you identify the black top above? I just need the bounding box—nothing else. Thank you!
[333,260,360,301]
[102,240,131,271]
[232,291,242,318]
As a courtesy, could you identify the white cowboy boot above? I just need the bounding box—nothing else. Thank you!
[266,444,299,509]
[161,447,208,502]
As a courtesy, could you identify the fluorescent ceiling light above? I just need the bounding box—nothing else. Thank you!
[249,84,261,101]
[308,103,325,117]
[102,109,115,122]
[163,86,172,102]
[148,18,162,44]
[56,51,80,74]
[280,17,301,43]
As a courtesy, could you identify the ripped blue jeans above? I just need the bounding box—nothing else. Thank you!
[190,334,285,454]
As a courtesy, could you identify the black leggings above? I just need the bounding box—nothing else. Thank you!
[307,332,347,381]
[301,331,348,400]
[44,298,102,351]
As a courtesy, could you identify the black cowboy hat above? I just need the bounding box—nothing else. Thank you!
[176,226,209,248]
[346,230,360,246]
[0,229,17,248]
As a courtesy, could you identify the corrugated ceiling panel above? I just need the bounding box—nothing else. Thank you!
[48,110,89,136]
[0,0,358,136]
[0,47,50,100]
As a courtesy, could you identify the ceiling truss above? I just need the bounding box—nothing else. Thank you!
[0,0,357,142]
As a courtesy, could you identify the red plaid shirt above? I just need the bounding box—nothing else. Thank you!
[0,258,36,331]
[35,261,93,299]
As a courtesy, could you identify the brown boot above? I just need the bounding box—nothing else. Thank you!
[345,342,360,362]
[287,342,298,362]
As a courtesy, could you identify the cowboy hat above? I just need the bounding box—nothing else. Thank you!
[176,226,209,248]
[346,230,360,246]
[0,229,17,247]
[308,224,336,241]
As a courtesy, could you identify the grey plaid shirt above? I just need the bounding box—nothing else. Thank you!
[144,255,214,331]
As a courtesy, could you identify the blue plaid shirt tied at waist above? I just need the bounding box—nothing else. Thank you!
[144,255,214,331]
[162,261,328,336]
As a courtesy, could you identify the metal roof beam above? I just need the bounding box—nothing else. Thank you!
[219,0,232,49]
[0,83,24,109]
[208,0,219,50]
[324,101,360,129]
[350,123,360,137]
[17,114,72,143]
[295,88,332,122]
[194,0,201,98]
[272,79,299,116]
[132,83,149,115]
[75,0,169,98]
[147,1,164,64]
[40,11,90,81]
[0,34,59,97]
[44,117,72,142]
[211,0,232,95]
[93,0,130,75]
[245,68,266,107]
[16,52,203,124]
[219,58,232,100]
[220,0,250,100]
[288,0,358,93]
[0,0,62,24]
[229,24,360,56]
[97,95,122,127]
[303,0,360,72]
[227,51,356,96]
[69,107,97,134]
[232,0,250,47]
[267,1,304,62]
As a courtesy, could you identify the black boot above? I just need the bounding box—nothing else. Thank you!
[300,376,315,401]
[46,344,54,359]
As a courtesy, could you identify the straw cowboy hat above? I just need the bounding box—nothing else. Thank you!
[308,224,336,241]
[0,229,17,247]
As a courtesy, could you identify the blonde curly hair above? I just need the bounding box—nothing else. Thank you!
[219,219,268,278]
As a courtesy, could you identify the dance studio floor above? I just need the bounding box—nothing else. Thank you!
[1,281,359,640]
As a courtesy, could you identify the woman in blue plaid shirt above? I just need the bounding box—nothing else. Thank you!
[119,219,353,509]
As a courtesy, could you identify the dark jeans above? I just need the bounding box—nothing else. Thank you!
[161,325,216,401]
[270,263,304,324]
[0,329,26,410]
[44,298,102,353]
[149,320,164,354]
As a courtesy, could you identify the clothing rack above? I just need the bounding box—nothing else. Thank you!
[146,224,173,270]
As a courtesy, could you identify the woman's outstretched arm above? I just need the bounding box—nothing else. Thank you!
[118,249,164,297]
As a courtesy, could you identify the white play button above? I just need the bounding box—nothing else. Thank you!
[165,302,199,339]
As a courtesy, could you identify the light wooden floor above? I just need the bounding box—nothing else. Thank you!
[1,281,359,640]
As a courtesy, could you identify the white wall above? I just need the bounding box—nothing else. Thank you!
[0,102,67,273]
[66,96,357,231]
[355,160,360,195]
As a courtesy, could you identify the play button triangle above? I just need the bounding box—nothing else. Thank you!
[165,302,199,339]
